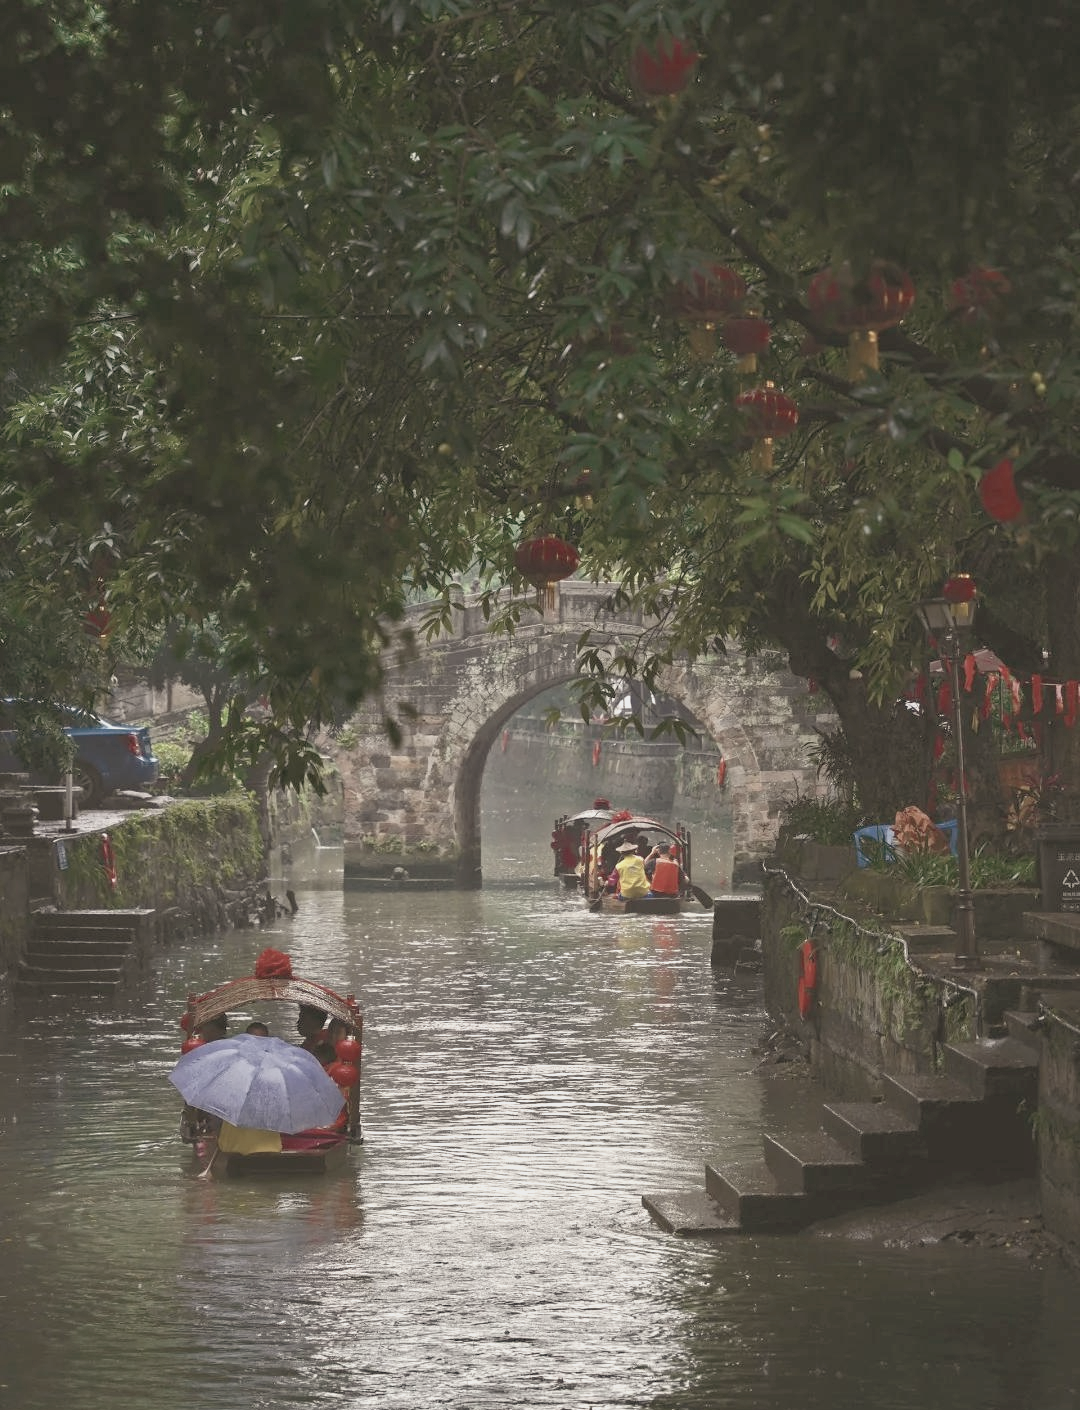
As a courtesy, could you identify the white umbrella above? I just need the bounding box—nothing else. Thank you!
[169,1034,345,1133]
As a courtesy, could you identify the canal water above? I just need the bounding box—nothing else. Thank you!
[0,878,1076,1409]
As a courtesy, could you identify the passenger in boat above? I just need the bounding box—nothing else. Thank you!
[646,844,686,898]
[611,840,650,899]
[245,1021,270,1037]
[217,1120,282,1155]
[296,1004,329,1052]
[195,1013,228,1042]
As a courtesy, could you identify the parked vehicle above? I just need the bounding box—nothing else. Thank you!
[0,701,158,807]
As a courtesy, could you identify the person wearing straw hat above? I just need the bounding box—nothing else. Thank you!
[611,839,650,899]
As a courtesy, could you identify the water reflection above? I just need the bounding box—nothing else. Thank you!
[0,886,1075,1410]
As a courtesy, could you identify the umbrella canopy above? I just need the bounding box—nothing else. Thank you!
[169,1034,345,1134]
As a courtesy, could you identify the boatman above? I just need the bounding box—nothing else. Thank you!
[610,840,650,899]
[646,843,686,898]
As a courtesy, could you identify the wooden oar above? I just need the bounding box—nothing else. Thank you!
[690,884,714,909]
[588,892,606,913]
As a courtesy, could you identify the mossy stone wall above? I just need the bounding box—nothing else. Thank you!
[54,797,265,925]
[763,872,976,1098]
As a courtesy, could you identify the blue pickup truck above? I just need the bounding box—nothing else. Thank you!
[0,702,159,807]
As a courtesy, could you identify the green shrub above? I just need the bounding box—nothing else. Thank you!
[778,792,867,846]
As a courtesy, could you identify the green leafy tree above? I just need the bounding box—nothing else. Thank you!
[3,1,1079,817]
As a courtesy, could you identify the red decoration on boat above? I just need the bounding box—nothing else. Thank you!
[942,573,977,603]
[716,759,727,788]
[180,1036,206,1055]
[807,260,915,377]
[254,948,293,979]
[179,1012,194,1032]
[978,458,1024,523]
[721,315,771,373]
[629,37,699,97]
[335,1037,361,1064]
[326,1061,360,1089]
[514,535,579,613]
[949,266,1011,322]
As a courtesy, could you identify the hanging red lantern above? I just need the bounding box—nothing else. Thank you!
[571,469,594,510]
[83,604,111,642]
[629,37,699,98]
[721,314,771,373]
[672,265,747,359]
[978,458,1023,523]
[514,535,579,613]
[179,1012,194,1032]
[180,1035,206,1055]
[949,266,1011,323]
[326,1060,360,1089]
[335,1037,361,1065]
[807,260,915,378]
[942,573,977,604]
[734,383,799,468]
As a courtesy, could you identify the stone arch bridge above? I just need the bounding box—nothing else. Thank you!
[328,582,835,886]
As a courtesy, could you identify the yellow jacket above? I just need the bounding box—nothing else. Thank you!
[217,1121,282,1155]
[614,854,650,898]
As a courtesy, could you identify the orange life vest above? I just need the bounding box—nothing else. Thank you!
[650,856,681,895]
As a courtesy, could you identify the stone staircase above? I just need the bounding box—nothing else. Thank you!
[643,1029,1040,1237]
[16,909,156,996]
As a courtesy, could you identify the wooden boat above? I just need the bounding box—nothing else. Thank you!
[176,965,362,1180]
[581,815,698,913]
[551,802,621,887]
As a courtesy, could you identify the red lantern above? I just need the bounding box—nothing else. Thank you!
[807,260,915,377]
[514,535,579,613]
[179,1012,193,1032]
[326,1060,359,1088]
[942,573,977,604]
[180,1035,206,1055]
[629,37,698,98]
[335,1037,361,1064]
[673,265,747,359]
[735,384,798,467]
[721,314,771,373]
[83,605,111,642]
[978,458,1024,523]
[949,267,1011,323]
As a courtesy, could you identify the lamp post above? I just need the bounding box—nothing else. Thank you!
[917,576,982,971]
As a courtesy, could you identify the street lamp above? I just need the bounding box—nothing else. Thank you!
[916,575,981,970]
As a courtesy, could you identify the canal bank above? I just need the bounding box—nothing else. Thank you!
[672,842,1080,1265]
[0,783,339,990]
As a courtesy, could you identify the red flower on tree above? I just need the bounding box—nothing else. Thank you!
[629,37,699,97]
[978,458,1024,523]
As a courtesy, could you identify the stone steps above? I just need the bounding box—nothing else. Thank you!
[643,1036,1039,1237]
[16,909,154,995]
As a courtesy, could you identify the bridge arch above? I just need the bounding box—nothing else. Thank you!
[329,583,835,886]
